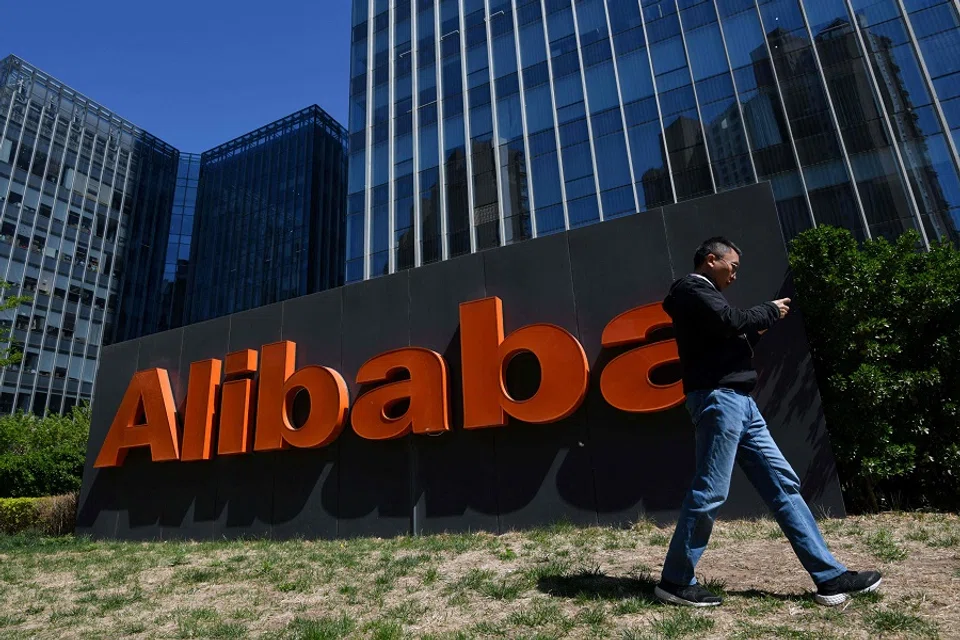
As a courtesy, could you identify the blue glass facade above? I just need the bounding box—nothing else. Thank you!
[185,107,348,324]
[0,56,348,415]
[348,0,960,282]
[0,55,177,413]
[108,137,180,343]
[158,153,200,333]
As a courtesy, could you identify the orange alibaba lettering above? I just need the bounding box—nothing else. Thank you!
[351,348,450,440]
[255,341,349,450]
[254,342,296,451]
[93,369,180,468]
[600,303,684,413]
[218,349,259,455]
[180,359,222,462]
[94,296,689,469]
[459,297,589,428]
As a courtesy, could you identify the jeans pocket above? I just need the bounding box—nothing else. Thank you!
[685,390,712,422]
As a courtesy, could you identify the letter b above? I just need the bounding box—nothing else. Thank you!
[459,297,589,428]
[255,341,349,451]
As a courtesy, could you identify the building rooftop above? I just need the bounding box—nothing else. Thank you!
[201,105,348,165]
[2,54,346,161]
[2,54,179,156]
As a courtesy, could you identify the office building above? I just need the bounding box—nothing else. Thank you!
[159,153,201,335]
[105,141,180,344]
[0,55,347,414]
[185,107,348,323]
[0,55,178,413]
[345,0,960,282]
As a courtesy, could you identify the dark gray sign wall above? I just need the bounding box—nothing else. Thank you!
[76,182,845,541]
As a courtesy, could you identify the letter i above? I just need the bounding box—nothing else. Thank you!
[180,359,223,461]
[218,349,258,455]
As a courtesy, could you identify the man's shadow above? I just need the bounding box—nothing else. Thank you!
[536,570,813,604]
[537,570,660,604]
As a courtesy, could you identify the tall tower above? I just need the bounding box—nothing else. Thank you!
[0,55,178,413]
[346,0,960,284]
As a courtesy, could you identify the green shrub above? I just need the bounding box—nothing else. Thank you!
[0,497,44,533]
[0,494,76,535]
[789,226,960,512]
[0,404,90,498]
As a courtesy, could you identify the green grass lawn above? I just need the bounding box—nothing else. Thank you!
[0,512,956,639]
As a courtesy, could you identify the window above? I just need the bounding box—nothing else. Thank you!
[686,24,728,81]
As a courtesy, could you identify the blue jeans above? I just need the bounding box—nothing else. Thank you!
[661,388,846,586]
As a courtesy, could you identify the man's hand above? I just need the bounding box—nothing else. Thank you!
[772,298,791,319]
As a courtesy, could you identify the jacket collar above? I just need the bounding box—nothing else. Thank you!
[689,272,718,290]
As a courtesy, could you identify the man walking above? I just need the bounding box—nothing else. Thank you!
[654,237,881,607]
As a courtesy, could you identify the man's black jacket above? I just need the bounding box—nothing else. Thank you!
[662,274,780,393]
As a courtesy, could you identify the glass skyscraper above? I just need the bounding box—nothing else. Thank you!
[0,55,178,414]
[99,151,196,345]
[159,153,200,334]
[0,56,348,415]
[184,107,348,324]
[106,137,180,344]
[346,0,960,282]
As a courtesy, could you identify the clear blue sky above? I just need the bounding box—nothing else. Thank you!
[4,0,351,152]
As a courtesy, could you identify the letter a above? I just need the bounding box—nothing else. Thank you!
[600,303,684,413]
[352,348,450,440]
[94,369,180,468]
[459,297,589,428]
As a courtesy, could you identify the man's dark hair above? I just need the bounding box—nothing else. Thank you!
[693,237,742,270]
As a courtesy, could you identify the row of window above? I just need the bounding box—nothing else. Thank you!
[346,0,960,282]
[0,390,87,416]
[186,118,346,323]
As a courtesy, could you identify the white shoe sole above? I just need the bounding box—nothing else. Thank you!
[814,577,882,606]
[654,586,722,607]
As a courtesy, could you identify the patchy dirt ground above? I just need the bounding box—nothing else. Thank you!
[0,512,956,639]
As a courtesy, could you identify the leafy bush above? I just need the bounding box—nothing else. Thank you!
[0,405,90,498]
[789,227,960,512]
[0,497,43,533]
[0,494,76,535]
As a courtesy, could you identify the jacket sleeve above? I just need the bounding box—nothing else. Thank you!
[683,279,780,336]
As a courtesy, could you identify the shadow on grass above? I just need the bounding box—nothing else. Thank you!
[724,588,813,603]
[537,571,658,602]
[537,571,814,605]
